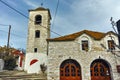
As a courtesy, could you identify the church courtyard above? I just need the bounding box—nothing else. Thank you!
[0,70,46,80]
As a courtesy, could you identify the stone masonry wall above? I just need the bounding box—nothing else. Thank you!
[47,34,120,80]
[26,10,50,53]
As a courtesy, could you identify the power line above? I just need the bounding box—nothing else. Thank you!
[0,24,9,26]
[0,0,62,37]
[0,0,29,19]
[40,25,61,36]
[11,32,26,38]
[51,0,60,28]
[0,30,26,38]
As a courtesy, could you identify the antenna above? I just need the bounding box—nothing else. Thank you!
[110,17,120,57]
[110,17,116,27]
[110,17,113,21]
[110,17,117,33]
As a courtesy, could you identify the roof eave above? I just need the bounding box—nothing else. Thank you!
[46,39,75,42]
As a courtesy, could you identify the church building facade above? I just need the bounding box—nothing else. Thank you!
[47,30,120,80]
[24,7,120,80]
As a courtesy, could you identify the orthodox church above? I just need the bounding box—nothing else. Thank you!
[24,7,120,80]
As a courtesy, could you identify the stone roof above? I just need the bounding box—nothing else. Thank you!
[29,7,51,19]
[29,7,47,11]
[47,30,116,41]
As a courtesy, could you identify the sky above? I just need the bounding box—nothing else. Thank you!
[0,0,120,49]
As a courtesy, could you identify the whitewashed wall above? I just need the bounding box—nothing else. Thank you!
[24,53,47,73]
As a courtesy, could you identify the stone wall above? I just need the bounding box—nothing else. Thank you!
[26,10,50,53]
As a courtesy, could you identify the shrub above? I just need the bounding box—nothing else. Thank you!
[4,56,16,70]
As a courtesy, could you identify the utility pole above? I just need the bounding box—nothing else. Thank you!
[7,25,11,54]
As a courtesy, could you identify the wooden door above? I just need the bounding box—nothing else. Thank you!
[60,59,81,80]
[91,61,111,80]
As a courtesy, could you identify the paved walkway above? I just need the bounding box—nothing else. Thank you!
[0,70,47,80]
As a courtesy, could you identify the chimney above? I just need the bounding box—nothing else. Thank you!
[116,20,120,45]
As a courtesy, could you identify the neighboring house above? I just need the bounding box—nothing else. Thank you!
[12,50,24,70]
[24,7,120,80]
[0,46,25,70]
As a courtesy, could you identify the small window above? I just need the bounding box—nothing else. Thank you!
[35,15,42,24]
[34,48,37,53]
[35,30,40,38]
[82,40,89,51]
[108,40,115,50]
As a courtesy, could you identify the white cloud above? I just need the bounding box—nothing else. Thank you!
[71,0,120,21]
[23,0,39,8]
[53,0,120,36]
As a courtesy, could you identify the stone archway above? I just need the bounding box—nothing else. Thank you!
[60,59,82,80]
[90,59,112,80]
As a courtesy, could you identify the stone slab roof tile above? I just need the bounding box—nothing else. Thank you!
[47,30,116,41]
[29,7,51,19]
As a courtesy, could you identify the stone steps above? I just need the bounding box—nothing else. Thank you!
[0,75,46,80]
[1,77,46,80]
[0,70,47,80]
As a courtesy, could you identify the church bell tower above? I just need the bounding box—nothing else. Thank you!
[26,7,51,54]
[24,7,51,73]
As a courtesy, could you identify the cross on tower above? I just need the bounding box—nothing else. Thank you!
[41,3,43,7]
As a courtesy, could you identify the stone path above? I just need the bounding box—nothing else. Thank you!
[0,70,47,80]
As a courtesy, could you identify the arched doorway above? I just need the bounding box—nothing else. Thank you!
[90,59,111,80]
[60,59,82,80]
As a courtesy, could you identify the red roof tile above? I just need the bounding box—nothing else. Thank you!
[12,50,24,56]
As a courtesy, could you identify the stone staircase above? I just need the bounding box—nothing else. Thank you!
[0,70,47,80]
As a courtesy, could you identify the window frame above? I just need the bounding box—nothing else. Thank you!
[35,30,40,38]
[81,40,89,51]
[107,40,115,50]
[34,48,37,53]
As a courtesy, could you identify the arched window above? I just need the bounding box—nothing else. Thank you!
[35,30,40,38]
[35,15,42,24]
